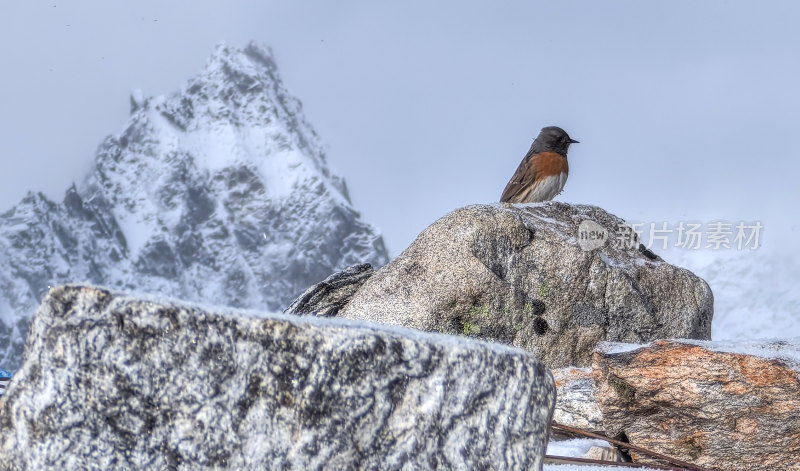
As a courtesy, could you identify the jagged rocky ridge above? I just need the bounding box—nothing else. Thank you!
[0,42,388,371]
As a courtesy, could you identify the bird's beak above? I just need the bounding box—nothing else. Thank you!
[569,138,580,144]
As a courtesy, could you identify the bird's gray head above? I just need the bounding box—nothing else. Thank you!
[531,126,579,156]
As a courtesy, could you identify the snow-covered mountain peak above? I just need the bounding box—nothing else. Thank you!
[114,42,333,206]
[0,43,388,371]
[82,42,355,259]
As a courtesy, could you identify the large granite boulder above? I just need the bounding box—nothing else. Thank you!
[336,203,713,368]
[0,285,555,470]
[594,339,800,471]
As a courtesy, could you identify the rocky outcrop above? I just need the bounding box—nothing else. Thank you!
[338,203,713,368]
[593,339,800,471]
[551,367,603,432]
[0,285,556,470]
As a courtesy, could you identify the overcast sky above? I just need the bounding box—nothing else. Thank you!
[1,1,799,257]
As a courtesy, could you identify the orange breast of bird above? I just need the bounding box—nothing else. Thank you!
[531,151,569,178]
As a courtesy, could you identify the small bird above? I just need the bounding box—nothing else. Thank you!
[500,126,579,203]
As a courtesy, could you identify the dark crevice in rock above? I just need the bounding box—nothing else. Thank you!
[285,264,375,316]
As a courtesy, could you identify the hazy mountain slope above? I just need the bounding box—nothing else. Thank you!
[664,247,800,340]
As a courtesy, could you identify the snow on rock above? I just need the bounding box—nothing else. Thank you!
[0,42,388,371]
[598,337,800,369]
[546,438,609,459]
[545,439,657,471]
[0,284,555,470]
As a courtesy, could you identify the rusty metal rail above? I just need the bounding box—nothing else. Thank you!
[545,454,695,470]
[550,422,716,471]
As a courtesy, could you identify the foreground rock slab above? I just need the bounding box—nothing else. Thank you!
[0,285,556,471]
[340,203,713,368]
[594,339,800,471]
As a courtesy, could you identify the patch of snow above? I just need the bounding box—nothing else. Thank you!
[547,438,608,457]
[597,252,620,268]
[599,337,800,372]
[545,438,667,471]
[679,337,800,369]
[596,341,651,355]
[114,211,154,258]
[0,293,13,324]
[130,89,145,108]
[664,247,800,340]
[545,464,664,471]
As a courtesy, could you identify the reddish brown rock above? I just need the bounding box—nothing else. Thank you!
[593,339,800,471]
